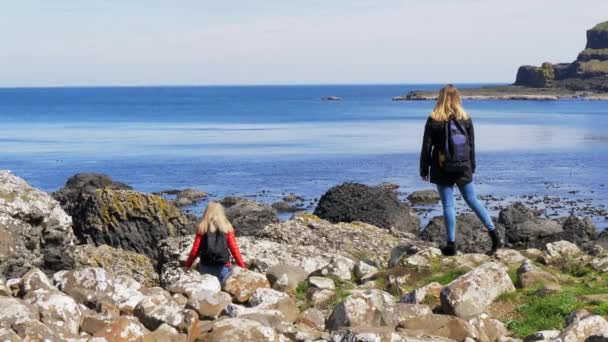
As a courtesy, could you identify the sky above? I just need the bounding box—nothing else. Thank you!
[1,0,607,87]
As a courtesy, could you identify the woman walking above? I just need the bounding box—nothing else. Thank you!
[184,202,246,283]
[419,84,503,256]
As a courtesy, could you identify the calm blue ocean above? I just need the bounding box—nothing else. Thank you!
[1,85,607,229]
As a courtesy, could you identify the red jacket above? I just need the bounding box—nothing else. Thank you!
[185,230,246,269]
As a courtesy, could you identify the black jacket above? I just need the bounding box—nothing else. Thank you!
[419,117,475,186]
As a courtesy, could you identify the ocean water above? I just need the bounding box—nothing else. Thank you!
[1,85,607,229]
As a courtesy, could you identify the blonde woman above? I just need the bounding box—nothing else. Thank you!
[184,202,246,282]
[419,84,503,256]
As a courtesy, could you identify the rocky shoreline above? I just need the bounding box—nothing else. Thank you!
[2,171,608,341]
[394,21,608,102]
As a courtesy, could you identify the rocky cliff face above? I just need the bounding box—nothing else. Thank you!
[515,20,608,91]
[53,173,196,263]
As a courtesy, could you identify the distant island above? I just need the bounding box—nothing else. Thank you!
[395,20,608,101]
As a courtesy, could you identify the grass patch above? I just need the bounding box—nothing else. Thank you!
[295,281,310,303]
[426,268,468,285]
[593,21,608,31]
[327,279,355,310]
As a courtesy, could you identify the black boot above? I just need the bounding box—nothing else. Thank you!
[441,241,457,256]
[488,229,504,255]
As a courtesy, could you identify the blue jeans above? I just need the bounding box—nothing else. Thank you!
[198,264,231,284]
[437,182,495,242]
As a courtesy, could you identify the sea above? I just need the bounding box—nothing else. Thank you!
[1,84,607,230]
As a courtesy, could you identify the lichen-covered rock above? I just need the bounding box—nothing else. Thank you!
[313,182,420,233]
[205,318,283,342]
[11,319,63,342]
[92,316,149,341]
[19,268,54,295]
[309,276,335,290]
[223,267,270,303]
[556,315,608,341]
[187,290,232,319]
[420,214,504,254]
[468,313,508,342]
[249,288,300,322]
[516,260,559,288]
[330,327,406,342]
[441,262,515,318]
[133,287,194,332]
[311,289,336,309]
[400,282,442,305]
[313,256,355,281]
[166,272,221,298]
[539,240,582,265]
[354,261,379,283]
[326,289,398,330]
[72,244,159,287]
[399,247,443,268]
[266,264,308,293]
[157,235,195,287]
[221,197,279,236]
[0,171,75,279]
[148,323,188,342]
[53,173,196,261]
[398,314,479,341]
[0,296,39,329]
[494,249,526,265]
[0,328,21,342]
[23,288,83,338]
[297,308,326,331]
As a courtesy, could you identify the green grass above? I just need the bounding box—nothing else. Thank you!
[426,268,468,285]
[327,279,355,310]
[593,21,608,31]
[295,281,310,303]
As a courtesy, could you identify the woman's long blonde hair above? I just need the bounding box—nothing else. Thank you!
[430,84,470,121]
[198,202,234,235]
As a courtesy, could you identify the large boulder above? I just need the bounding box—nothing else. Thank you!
[133,287,198,333]
[326,289,401,330]
[516,260,559,288]
[53,173,196,261]
[0,171,76,279]
[249,288,300,322]
[205,318,283,342]
[0,296,39,329]
[221,197,279,236]
[23,288,83,338]
[313,183,420,233]
[440,262,515,318]
[223,267,270,303]
[398,314,479,341]
[92,316,150,341]
[556,314,608,341]
[420,213,504,254]
[72,244,159,287]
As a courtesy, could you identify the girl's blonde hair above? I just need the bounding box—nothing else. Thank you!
[198,202,234,235]
[430,84,470,121]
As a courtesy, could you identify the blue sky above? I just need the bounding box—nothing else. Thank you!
[2,0,607,86]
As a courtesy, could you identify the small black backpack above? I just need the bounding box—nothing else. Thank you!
[199,231,230,266]
[442,117,471,173]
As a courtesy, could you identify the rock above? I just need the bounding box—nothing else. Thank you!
[321,96,342,101]
[166,272,221,298]
[81,310,116,335]
[516,260,559,288]
[331,327,406,341]
[399,247,443,268]
[297,308,325,331]
[400,282,442,304]
[539,240,582,265]
[0,171,75,279]
[313,256,355,281]
[590,256,608,272]
[311,289,336,309]
[586,21,608,49]
[354,261,379,283]
[271,201,302,213]
[441,253,492,271]
[249,288,300,322]
[523,330,560,342]
[221,197,279,236]
[556,315,608,341]
[157,235,195,287]
[149,323,187,342]
[266,264,309,293]
[494,249,526,265]
[521,248,544,261]
[326,289,398,330]
[19,268,54,295]
[187,290,232,319]
[223,267,270,302]
[133,287,194,332]
[173,188,208,207]
[11,319,62,341]
[0,296,39,329]
[394,303,433,323]
[72,244,159,287]
[0,328,21,342]
[55,267,148,315]
[559,215,598,249]
[420,214,504,254]
[441,262,515,318]
[515,65,553,87]
[205,318,283,342]
[53,173,195,261]
[313,182,420,233]
[92,316,149,341]
[283,194,304,202]
[309,276,336,290]
[408,190,440,204]
[23,288,83,338]
[468,313,508,342]
[398,314,479,341]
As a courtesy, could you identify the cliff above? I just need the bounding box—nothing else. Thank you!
[515,20,608,91]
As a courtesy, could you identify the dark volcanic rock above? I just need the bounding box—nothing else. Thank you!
[407,190,440,205]
[515,65,553,87]
[586,22,608,49]
[222,197,279,236]
[313,182,420,233]
[419,213,504,254]
[271,201,302,213]
[559,215,597,249]
[173,188,208,207]
[54,173,196,262]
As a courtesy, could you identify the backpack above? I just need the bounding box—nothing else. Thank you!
[199,231,230,266]
[441,117,471,173]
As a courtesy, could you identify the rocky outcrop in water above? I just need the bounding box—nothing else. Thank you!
[53,173,196,262]
[0,171,75,279]
[314,182,420,234]
[221,196,279,236]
